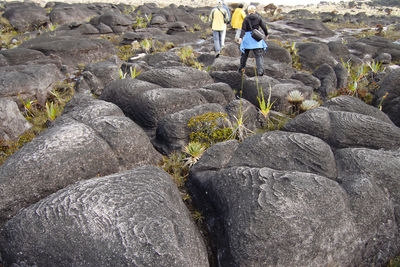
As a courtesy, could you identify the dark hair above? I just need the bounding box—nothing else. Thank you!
[239,4,244,8]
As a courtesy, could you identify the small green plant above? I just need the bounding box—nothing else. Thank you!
[117,45,136,61]
[161,151,188,189]
[140,38,152,53]
[256,81,275,119]
[192,210,204,224]
[199,14,209,23]
[284,41,301,70]
[183,142,206,167]
[287,90,304,115]
[378,92,389,111]
[18,94,37,117]
[118,66,141,79]
[228,71,255,141]
[45,101,57,121]
[188,112,233,148]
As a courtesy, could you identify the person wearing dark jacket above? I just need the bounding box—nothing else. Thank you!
[238,5,268,76]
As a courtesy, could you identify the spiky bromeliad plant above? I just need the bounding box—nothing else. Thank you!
[300,99,320,112]
[287,90,304,115]
[183,142,206,167]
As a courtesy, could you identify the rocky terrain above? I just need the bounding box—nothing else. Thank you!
[0,0,400,266]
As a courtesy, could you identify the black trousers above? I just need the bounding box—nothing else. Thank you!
[239,48,265,75]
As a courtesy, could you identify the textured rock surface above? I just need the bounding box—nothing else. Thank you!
[0,96,162,226]
[0,166,209,267]
[191,166,357,267]
[335,148,400,266]
[283,106,400,150]
[137,66,214,88]
[0,64,63,106]
[0,98,32,141]
[153,103,226,154]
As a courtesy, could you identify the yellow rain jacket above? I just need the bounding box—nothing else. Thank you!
[231,8,246,30]
[209,7,228,31]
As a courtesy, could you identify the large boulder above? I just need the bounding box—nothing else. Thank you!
[313,63,337,98]
[190,165,357,266]
[0,64,63,106]
[0,48,47,66]
[0,166,209,267]
[90,11,133,33]
[226,131,337,179]
[20,36,116,67]
[335,148,400,266]
[283,106,400,150]
[324,95,394,124]
[297,42,337,71]
[122,88,207,129]
[76,56,120,96]
[3,4,49,32]
[137,66,214,88]
[0,96,162,226]
[374,68,400,127]
[0,98,32,141]
[357,36,400,62]
[49,3,101,25]
[285,19,335,38]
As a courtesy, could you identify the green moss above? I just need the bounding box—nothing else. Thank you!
[188,112,233,148]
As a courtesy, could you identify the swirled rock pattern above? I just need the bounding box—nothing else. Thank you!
[137,66,214,88]
[0,166,209,267]
[283,107,400,150]
[191,166,357,266]
[0,95,162,226]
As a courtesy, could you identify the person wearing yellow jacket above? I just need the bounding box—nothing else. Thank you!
[209,0,229,58]
[231,4,246,43]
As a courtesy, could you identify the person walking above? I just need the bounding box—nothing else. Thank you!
[209,0,229,58]
[220,0,231,48]
[231,3,246,43]
[238,5,268,76]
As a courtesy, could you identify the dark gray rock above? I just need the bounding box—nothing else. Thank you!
[0,166,209,267]
[297,42,337,71]
[323,95,393,124]
[226,131,337,179]
[0,98,32,141]
[375,52,392,64]
[190,165,356,266]
[138,66,214,88]
[0,64,63,106]
[263,59,295,79]
[265,41,292,64]
[49,3,101,25]
[0,48,46,66]
[328,40,351,62]
[20,36,116,67]
[283,107,400,150]
[3,4,48,32]
[120,87,207,129]
[290,72,321,90]
[333,62,348,89]
[77,56,120,96]
[374,68,400,127]
[153,103,226,154]
[201,82,235,104]
[225,98,259,132]
[335,148,400,266]
[99,78,161,125]
[194,88,227,106]
[358,36,400,62]
[210,71,244,91]
[313,63,337,97]
[142,51,181,67]
[0,96,162,226]
[92,12,133,33]
[285,19,335,38]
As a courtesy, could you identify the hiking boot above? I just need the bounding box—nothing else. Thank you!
[215,52,220,58]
